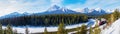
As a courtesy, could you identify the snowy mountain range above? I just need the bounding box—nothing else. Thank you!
[0,5,110,19]
[36,5,110,16]
[39,5,79,14]
[0,12,30,19]
[76,8,112,16]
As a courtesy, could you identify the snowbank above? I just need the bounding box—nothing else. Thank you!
[101,18,120,34]
[2,19,96,34]
[2,26,58,34]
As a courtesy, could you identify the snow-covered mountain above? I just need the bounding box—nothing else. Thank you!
[75,8,108,16]
[87,9,107,16]
[0,12,30,19]
[47,5,60,11]
[83,8,89,13]
[41,5,79,14]
[0,12,21,19]
[106,9,114,13]
[95,8,107,14]
[77,8,107,14]
[22,12,31,15]
[0,5,111,19]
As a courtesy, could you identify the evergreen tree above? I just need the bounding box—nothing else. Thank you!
[4,28,7,34]
[6,24,13,34]
[25,26,29,34]
[111,14,114,23]
[45,19,49,26]
[44,27,48,34]
[89,26,93,34]
[113,9,119,20]
[93,23,101,34]
[57,23,67,34]
[82,15,88,22]
[79,24,87,34]
[0,23,3,34]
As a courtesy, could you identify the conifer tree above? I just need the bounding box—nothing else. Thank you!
[44,27,48,34]
[57,23,67,34]
[4,28,7,34]
[89,26,93,34]
[113,9,119,20]
[6,24,13,34]
[25,26,29,34]
[45,19,49,26]
[0,23,3,34]
[93,23,101,34]
[110,14,115,23]
[79,24,87,34]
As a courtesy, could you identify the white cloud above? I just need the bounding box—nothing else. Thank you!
[0,0,50,16]
[0,0,120,16]
[51,0,63,6]
[84,0,120,9]
[0,0,22,16]
[67,0,120,11]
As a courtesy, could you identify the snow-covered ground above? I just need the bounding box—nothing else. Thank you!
[2,19,96,34]
[68,19,97,34]
[2,26,58,34]
[101,18,120,34]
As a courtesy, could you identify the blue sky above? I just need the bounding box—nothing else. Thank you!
[0,0,120,16]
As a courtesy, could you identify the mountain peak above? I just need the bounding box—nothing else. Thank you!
[47,5,61,11]
[95,8,101,11]
[52,5,60,8]
[83,8,89,13]
[10,12,20,15]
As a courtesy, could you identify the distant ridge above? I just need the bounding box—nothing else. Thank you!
[0,5,111,19]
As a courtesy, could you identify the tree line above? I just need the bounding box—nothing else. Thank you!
[0,14,88,27]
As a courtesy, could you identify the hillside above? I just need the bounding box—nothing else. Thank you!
[102,18,120,34]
